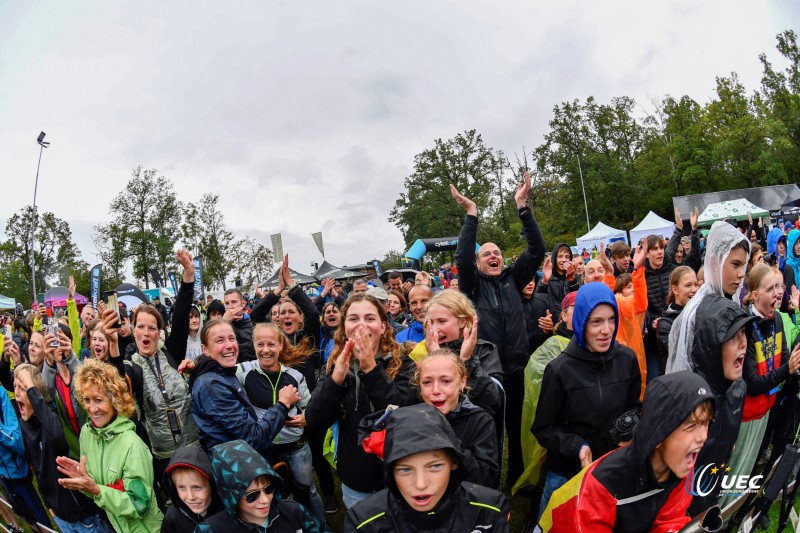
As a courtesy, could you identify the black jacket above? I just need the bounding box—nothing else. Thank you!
[656,303,684,363]
[446,396,500,488]
[584,372,716,532]
[644,257,676,321]
[455,207,547,375]
[523,291,551,355]
[440,338,504,417]
[231,316,255,363]
[19,388,101,522]
[532,338,642,478]
[305,354,418,493]
[346,404,509,533]
[665,228,702,272]
[687,294,752,516]
[161,446,222,532]
[537,243,581,319]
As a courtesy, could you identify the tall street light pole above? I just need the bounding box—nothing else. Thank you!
[576,152,590,232]
[31,132,50,306]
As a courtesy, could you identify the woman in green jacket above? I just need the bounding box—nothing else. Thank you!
[56,358,164,533]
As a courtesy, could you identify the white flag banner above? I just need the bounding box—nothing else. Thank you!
[270,233,283,260]
[312,232,325,257]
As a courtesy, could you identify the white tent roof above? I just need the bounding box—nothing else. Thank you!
[698,198,769,226]
[576,222,628,251]
[629,211,675,245]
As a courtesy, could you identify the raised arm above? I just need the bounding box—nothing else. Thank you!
[509,172,547,290]
[164,249,196,367]
[452,184,480,297]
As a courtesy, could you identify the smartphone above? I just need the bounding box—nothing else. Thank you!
[3,325,11,339]
[47,318,60,347]
[104,291,122,328]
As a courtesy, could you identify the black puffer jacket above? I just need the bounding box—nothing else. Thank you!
[231,317,255,362]
[446,396,500,488]
[455,207,547,375]
[305,354,418,493]
[537,243,580,318]
[644,258,676,321]
[439,338,504,417]
[656,303,684,363]
[523,290,551,354]
[686,294,753,516]
[346,404,509,533]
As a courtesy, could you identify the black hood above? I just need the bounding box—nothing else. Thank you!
[551,242,573,276]
[630,372,715,468]
[163,445,222,524]
[206,299,226,317]
[691,294,755,393]
[189,354,236,390]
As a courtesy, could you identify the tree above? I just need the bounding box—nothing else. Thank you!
[389,130,506,248]
[228,238,274,290]
[185,194,235,290]
[100,167,181,288]
[92,222,129,291]
[381,250,404,269]
[1,206,81,301]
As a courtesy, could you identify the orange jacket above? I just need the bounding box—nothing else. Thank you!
[604,266,648,398]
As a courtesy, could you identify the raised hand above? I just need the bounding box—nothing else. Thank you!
[632,241,647,270]
[281,254,294,287]
[460,316,478,362]
[564,261,577,282]
[690,207,699,231]
[515,170,532,209]
[424,320,441,353]
[541,257,552,285]
[791,285,800,311]
[449,184,477,216]
[56,456,100,496]
[538,310,554,334]
[4,337,21,366]
[68,276,76,301]
[176,249,195,283]
[598,242,613,273]
[331,339,355,385]
[674,208,684,231]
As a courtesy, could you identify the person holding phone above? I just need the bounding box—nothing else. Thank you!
[104,248,200,493]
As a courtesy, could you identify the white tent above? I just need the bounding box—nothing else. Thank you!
[629,211,675,246]
[576,222,628,252]
[698,198,769,226]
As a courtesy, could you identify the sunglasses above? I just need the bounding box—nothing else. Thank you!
[243,484,275,504]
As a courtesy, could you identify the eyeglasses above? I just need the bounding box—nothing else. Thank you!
[242,484,275,504]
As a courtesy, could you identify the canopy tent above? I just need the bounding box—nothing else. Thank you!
[313,260,367,281]
[379,268,419,284]
[0,294,15,310]
[115,283,151,310]
[261,268,318,289]
[697,198,769,226]
[629,211,675,246]
[44,287,88,308]
[576,222,628,252]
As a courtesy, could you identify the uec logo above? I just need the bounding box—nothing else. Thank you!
[685,463,763,497]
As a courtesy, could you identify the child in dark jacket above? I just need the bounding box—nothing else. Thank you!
[540,371,716,532]
[161,445,222,532]
[345,403,509,532]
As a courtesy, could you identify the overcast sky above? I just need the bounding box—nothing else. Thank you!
[1,1,798,281]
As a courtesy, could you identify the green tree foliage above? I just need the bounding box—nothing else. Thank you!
[228,237,274,291]
[183,194,235,290]
[97,167,181,288]
[0,206,81,303]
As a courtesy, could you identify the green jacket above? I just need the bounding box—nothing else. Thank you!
[79,416,163,532]
[777,310,799,347]
[512,332,571,494]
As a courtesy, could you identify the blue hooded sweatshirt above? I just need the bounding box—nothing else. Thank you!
[786,229,800,277]
[572,282,620,350]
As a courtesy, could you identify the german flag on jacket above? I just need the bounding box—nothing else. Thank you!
[539,372,715,533]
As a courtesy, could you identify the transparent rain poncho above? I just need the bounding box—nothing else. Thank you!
[666,221,750,373]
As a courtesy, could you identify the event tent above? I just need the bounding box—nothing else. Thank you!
[115,283,151,310]
[697,199,769,226]
[261,268,318,289]
[0,294,15,310]
[629,211,675,246]
[44,287,88,308]
[313,260,367,281]
[576,222,628,252]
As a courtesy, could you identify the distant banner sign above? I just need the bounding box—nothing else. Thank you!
[312,232,325,257]
[89,264,102,310]
[271,233,284,260]
[193,256,205,301]
[168,272,179,295]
